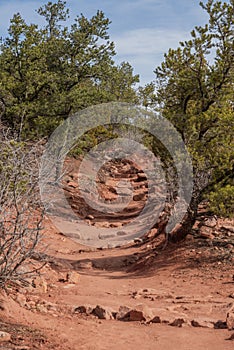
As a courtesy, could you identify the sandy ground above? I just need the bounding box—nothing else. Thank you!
[1,157,233,349]
[0,218,233,350]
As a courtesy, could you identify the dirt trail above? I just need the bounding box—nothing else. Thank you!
[1,224,233,350]
[1,157,233,349]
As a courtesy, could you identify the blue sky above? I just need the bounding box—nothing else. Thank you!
[0,0,209,85]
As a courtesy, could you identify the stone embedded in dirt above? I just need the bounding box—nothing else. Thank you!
[145,228,158,239]
[203,217,217,228]
[214,320,227,329]
[170,318,186,327]
[32,276,48,293]
[110,222,123,228]
[133,193,146,201]
[137,173,147,180]
[36,303,48,314]
[92,305,115,320]
[116,304,154,322]
[67,181,78,188]
[191,318,214,328]
[150,316,161,324]
[98,233,116,239]
[134,238,143,243]
[0,331,11,342]
[74,305,93,315]
[199,227,215,239]
[131,288,159,300]
[86,214,94,220]
[226,304,234,330]
[227,333,234,341]
[15,293,27,307]
[122,309,146,322]
[66,271,80,284]
[221,225,234,233]
[116,306,131,320]
[116,231,127,236]
[95,222,111,229]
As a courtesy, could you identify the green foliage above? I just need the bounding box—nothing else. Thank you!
[152,0,234,219]
[209,184,234,218]
[68,125,117,157]
[0,1,139,138]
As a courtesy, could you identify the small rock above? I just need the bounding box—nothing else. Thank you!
[116,306,131,320]
[221,225,234,233]
[98,233,115,239]
[66,271,80,284]
[0,331,11,342]
[15,294,27,307]
[137,173,147,180]
[227,333,234,341]
[226,305,234,330]
[123,309,146,322]
[150,316,161,323]
[116,231,127,236]
[170,318,186,327]
[203,217,217,228]
[145,228,158,239]
[199,227,214,239]
[117,304,153,322]
[134,238,143,243]
[95,222,110,229]
[226,244,233,250]
[32,276,47,293]
[67,181,78,188]
[133,193,145,201]
[92,305,115,320]
[191,318,214,328]
[74,305,93,315]
[214,320,227,329]
[36,303,48,314]
[110,223,123,228]
[86,214,94,220]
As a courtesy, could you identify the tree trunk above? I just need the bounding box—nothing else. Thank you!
[168,197,200,243]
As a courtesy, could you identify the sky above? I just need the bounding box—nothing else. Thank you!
[0,0,209,85]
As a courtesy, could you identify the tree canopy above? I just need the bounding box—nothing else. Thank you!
[0,0,232,236]
[0,0,139,138]
[151,0,233,238]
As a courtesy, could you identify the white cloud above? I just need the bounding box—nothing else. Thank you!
[113,28,188,56]
[113,28,190,84]
[0,1,198,85]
